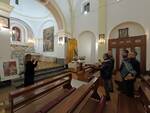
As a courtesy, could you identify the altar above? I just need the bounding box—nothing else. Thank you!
[68,57,85,72]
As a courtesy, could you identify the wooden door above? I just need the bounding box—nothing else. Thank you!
[66,39,77,63]
[108,35,146,73]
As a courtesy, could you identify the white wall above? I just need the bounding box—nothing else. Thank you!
[74,0,99,62]
[0,28,11,60]
[106,0,150,70]
[78,31,96,64]
[54,0,72,34]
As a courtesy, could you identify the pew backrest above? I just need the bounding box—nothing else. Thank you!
[9,72,72,113]
[46,73,105,113]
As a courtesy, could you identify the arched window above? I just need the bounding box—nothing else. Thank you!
[12,26,21,42]
[81,0,90,15]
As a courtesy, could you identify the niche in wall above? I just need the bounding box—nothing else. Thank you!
[78,31,96,64]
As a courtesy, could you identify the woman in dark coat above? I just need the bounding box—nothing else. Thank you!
[24,54,38,87]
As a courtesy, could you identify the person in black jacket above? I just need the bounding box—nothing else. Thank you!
[118,49,129,93]
[108,50,114,92]
[120,51,137,97]
[129,51,140,78]
[24,54,38,87]
[100,53,112,101]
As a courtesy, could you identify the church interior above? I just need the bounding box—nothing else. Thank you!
[0,0,150,113]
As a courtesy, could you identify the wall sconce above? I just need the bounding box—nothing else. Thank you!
[0,23,4,31]
[99,34,105,44]
[9,29,15,36]
[28,38,35,44]
[58,37,64,45]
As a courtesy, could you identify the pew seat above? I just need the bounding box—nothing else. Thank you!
[9,72,73,113]
[40,72,106,113]
[139,75,150,113]
[15,87,75,113]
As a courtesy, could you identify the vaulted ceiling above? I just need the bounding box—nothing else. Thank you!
[40,0,76,34]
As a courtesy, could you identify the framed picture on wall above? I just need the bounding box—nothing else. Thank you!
[0,15,10,28]
[12,26,21,42]
[0,59,19,81]
[43,27,54,52]
[118,28,129,38]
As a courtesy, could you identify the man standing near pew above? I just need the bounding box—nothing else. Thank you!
[129,51,140,78]
[119,50,137,97]
[100,53,112,101]
[108,50,114,92]
[129,51,141,93]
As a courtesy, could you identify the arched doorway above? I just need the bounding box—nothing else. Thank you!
[78,31,96,64]
[108,21,146,73]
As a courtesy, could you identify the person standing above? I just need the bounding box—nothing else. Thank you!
[129,51,141,93]
[120,50,137,97]
[24,54,38,87]
[100,53,112,101]
[108,50,114,92]
[129,51,140,78]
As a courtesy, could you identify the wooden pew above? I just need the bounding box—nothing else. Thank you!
[38,71,106,113]
[139,75,150,113]
[76,65,96,82]
[117,75,150,113]
[9,72,74,113]
[14,65,69,88]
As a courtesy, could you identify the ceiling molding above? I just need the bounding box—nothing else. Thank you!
[40,0,66,30]
[0,2,13,16]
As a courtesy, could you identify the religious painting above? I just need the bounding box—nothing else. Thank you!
[3,61,17,76]
[118,28,129,38]
[0,15,10,28]
[43,27,54,52]
[0,59,19,81]
[12,26,21,42]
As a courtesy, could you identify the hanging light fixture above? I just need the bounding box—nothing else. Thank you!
[99,34,105,44]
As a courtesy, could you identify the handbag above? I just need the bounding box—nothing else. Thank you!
[121,61,136,80]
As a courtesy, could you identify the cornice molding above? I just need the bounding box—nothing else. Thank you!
[45,1,66,30]
[0,2,13,14]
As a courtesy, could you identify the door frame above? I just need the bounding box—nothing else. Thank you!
[108,35,146,73]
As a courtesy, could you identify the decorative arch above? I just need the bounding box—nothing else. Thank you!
[39,0,66,30]
[10,17,34,43]
[109,21,145,39]
[79,31,96,39]
[38,19,57,35]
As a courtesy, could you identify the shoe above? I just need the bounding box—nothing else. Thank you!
[106,96,111,101]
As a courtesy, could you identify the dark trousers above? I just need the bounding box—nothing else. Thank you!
[109,79,113,91]
[122,80,134,97]
[104,79,111,98]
